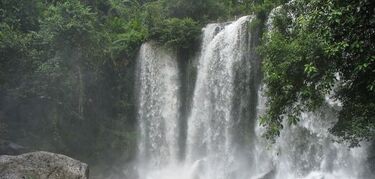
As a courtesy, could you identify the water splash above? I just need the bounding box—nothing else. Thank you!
[254,86,369,179]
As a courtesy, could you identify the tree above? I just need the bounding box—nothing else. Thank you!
[164,0,228,22]
[260,0,375,146]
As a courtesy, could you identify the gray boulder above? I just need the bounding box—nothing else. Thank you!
[0,151,88,179]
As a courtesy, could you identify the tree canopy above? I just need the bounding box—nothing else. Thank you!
[260,0,375,146]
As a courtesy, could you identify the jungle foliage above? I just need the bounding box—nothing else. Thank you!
[260,0,375,146]
[0,0,280,177]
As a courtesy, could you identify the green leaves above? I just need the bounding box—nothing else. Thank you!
[165,0,227,22]
[149,17,200,49]
[304,62,317,76]
[109,18,147,63]
[41,1,100,49]
[260,0,375,146]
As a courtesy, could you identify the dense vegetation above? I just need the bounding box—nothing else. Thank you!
[0,0,284,177]
[260,0,375,146]
[1,0,373,177]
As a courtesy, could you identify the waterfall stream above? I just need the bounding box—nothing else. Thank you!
[185,16,255,179]
[136,42,180,178]
[135,16,371,179]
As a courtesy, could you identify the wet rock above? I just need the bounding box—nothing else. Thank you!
[0,151,88,179]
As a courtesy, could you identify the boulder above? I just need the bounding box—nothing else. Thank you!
[0,151,89,179]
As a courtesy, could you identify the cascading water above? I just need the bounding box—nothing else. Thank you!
[185,16,255,179]
[136,42,180,178]
[253,86,370,179]
[134,15,372,179]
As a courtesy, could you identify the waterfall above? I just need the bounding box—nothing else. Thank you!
[185,16,255,179]
[134,16,371,179]
[136,42,180,178]
[253,85,369,179]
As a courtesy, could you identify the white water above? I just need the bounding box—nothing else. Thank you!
[253,86,369,179]
[136,42,180,178]
[185,16,254,179]
[135,16,371,179]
